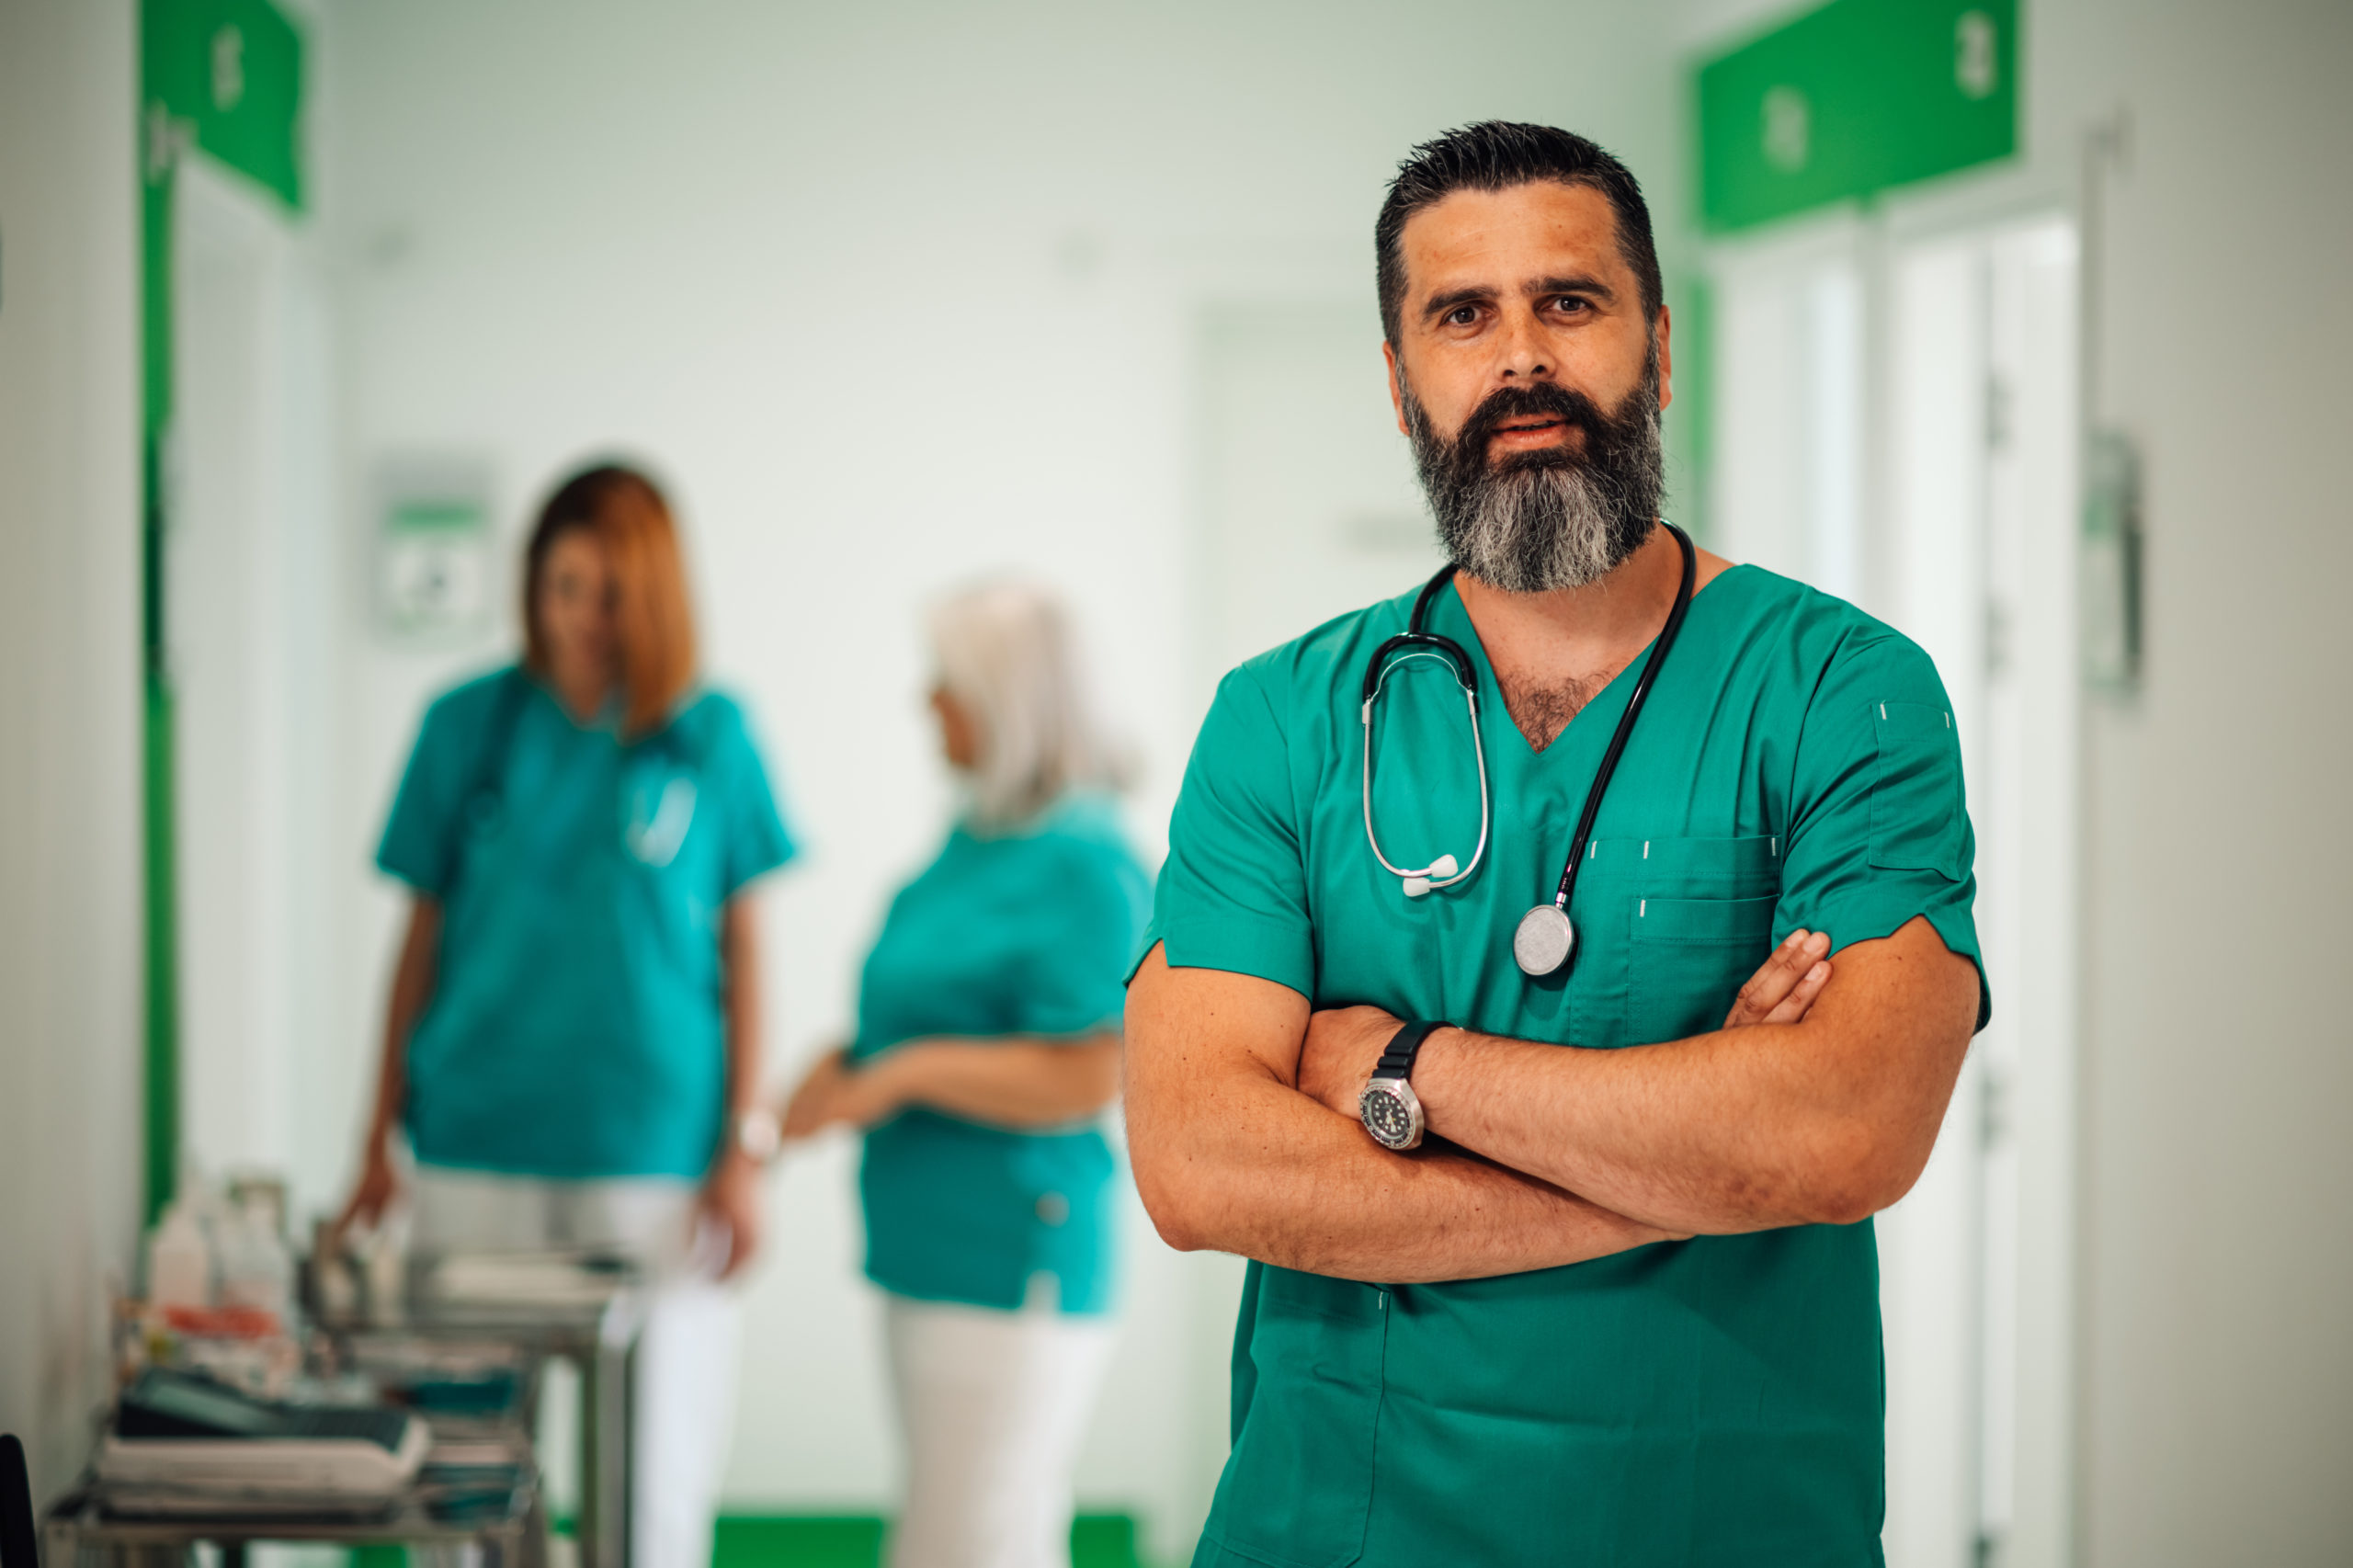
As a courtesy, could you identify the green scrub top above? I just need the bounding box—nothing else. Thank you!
[378,667,797,1181]
[850,795,1149,1315]
[1146,564,1986,1568]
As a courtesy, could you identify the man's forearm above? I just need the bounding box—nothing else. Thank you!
[1408,920,1979,1233]
[1414,1023,1848,1233]
[1131,1068,1674,1282]
[1125,948,1674,1281]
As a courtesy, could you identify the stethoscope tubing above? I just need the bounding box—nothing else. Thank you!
[1543,521,1698,915]
[1360,650,1491,889]
[1360,520,1699,960]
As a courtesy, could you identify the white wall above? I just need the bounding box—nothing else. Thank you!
[2034,3,2353,1562]
[0,0,145,1503]
[312,0,1688,1551]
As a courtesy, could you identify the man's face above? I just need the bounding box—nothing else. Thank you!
[1385,180,1672,593]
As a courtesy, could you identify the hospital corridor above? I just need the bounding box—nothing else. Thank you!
[2,2,2348,1566]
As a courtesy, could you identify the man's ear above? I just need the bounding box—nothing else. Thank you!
[1654,305,1674,414]
[1383,340,1410,437]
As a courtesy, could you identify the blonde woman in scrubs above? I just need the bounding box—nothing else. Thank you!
[339,464,797,1568]
[782,582,1146,1568]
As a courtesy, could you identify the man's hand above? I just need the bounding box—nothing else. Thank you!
[1296,928,1838,1122]
[1722,928,1833,1028]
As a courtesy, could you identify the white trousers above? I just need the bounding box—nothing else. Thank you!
[882,1296,1115,1568]
[412,1168,739,1568]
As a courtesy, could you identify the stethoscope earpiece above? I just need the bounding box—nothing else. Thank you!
[1400,853,1460,900]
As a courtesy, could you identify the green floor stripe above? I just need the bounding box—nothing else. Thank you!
[713,1512,1150,1568]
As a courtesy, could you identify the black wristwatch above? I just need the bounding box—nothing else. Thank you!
[1358,1019,1449,1151]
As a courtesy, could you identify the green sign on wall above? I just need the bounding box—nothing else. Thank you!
[1698,0,2018,232]
[143,0,304,208]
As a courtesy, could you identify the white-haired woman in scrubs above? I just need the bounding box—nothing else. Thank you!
[339,463,797,1568]
[782,582,1146,1568]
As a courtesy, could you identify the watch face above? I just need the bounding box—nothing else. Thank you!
[1358,1081,1423,1151]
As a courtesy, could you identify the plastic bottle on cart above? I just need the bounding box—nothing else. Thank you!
[145,1199,212,1309]
[217,1194,294,1325]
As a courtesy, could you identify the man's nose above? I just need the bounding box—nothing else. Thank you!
[1497,308,1552,381]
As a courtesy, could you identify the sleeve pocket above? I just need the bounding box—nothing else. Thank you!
[1868,701,1964,880]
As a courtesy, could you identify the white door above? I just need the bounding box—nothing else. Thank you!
[168,153,337,1205]
[1715,214,2080,1568]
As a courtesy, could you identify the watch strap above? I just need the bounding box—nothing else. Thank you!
[1372,1018,1449,1082]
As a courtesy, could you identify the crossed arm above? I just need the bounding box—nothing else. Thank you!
[1123,918,1979,1281]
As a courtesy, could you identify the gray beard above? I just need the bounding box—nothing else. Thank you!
[1402,364,1665,595]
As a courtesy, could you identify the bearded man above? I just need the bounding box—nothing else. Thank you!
[1125,122,1988,1566]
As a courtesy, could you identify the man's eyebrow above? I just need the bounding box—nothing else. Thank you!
[1420,284,1498,322]
[1527,273,1617,302]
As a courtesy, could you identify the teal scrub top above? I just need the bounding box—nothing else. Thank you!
[1147,564,1987,1568]
[850,795,1149,1316]
[378,667,797,1181]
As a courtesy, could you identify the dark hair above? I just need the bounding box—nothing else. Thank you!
[1375,122,1663,347]
[522,462,698,737]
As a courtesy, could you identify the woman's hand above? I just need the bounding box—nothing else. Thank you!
[780,1049,851,1138]
[697,1151,762,1280]
[1722,928,1835,1028]
[335,1127,404,1240]
[780,1048,904,1140]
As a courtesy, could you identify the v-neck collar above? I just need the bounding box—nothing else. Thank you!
[1425,562,1756,764]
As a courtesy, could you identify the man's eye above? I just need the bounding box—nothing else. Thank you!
[1446,306,1479,326]
[1552,296,1591,315]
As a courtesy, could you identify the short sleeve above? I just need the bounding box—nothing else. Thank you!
[1777,634,1991,1029]
[1134,664,1314,997]
[376,686,489,896]
[1012,846,1150,1038]
[706,699,798,897]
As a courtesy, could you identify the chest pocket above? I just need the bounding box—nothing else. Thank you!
[1612,836,1780,1048]
[615,741,723,976]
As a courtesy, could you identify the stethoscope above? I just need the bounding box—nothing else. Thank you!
[1360,520,1698,978]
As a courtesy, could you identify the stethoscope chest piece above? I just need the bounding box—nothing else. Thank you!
[1513,903,1575,977]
